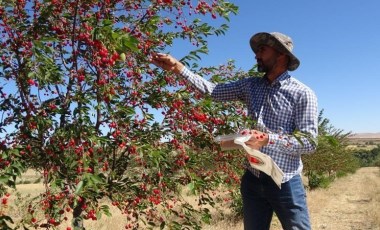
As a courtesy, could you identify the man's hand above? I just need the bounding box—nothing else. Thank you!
[150,53,184,74]
[242,129,269,150]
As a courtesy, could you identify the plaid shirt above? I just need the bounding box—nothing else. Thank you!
[181,67,318,183]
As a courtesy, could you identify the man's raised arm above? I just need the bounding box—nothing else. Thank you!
[150,53,184,75]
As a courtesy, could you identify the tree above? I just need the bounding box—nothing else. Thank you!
[0,1,246,229]
[302,110,359,189]
[353,146,380,167]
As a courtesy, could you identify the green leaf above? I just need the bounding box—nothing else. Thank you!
[102,19,113,27]
[27,72,36,78]
[88,174,104,184]
[74,181,84,194]
[148,221,156,226]
[0,215,14,229]
[187,181,195,194]
[200,97,213,109]
[293,133,305,147]
[51,179,64,188]
[96,211,103,220]
[100,205,112,217]
[201,210,212,224]
[0,175,10,184]
[121,35,139,52]
[160,221,166,230]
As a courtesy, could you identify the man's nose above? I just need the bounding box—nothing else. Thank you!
[254,50,261,59]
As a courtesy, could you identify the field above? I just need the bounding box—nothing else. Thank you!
[3,167,380,230]
[347,139,380,151]
[347,133,380,150]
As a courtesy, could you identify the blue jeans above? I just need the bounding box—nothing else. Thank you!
[240,170,311,230]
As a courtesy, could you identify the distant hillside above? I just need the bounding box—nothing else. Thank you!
[349,133,380,139]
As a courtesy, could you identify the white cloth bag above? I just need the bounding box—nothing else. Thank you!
[216,134,284,188]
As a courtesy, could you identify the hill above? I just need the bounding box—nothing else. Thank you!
[348,133,380,147]
[349,132,380,139]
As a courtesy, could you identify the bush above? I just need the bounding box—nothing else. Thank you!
[306,172,333,189]
[302,110,360,189]
[229,186,244,218]
[354,146,380,167]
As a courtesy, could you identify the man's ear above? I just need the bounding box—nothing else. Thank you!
[278,53,290,66]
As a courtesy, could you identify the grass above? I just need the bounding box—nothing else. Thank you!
[346,144,379,151]
[15,169,42,185]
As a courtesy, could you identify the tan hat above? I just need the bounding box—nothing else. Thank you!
[250,32,300,71]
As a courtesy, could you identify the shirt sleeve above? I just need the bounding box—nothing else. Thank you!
[266,89,318,155]
[180,67,249,102]
[180,67,216,95]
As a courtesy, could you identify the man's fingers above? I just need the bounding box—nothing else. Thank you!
[161,56,175,64]
[150,52,182,73]
[152,52,169,60]
[151,59,176,72]
[152,54,175,65]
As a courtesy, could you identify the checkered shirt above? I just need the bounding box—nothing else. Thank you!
[180,67,318,183]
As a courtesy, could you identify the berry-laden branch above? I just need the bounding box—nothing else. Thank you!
[0,1,242,229]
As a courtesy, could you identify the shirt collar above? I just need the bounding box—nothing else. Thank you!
[264,71,290,86]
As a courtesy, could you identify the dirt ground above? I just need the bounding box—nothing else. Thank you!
[204,167,380,230]
[306,167,380,230]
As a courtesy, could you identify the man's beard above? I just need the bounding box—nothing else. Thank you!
[257,59,276,73]
[257,64,265,73]
[257,61,268,73]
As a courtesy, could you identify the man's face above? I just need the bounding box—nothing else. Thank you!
[255,45,281,73]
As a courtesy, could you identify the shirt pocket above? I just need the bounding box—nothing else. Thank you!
[265,93,295,132]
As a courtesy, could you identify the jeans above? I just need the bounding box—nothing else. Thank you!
[240,170,311,230]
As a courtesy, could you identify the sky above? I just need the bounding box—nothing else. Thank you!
[168,0,380,134]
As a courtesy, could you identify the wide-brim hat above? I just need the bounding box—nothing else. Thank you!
[250,32,300,71]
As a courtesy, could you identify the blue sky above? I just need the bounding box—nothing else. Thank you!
[170,0,380,134]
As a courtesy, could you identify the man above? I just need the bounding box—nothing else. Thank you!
[151,32,318,230]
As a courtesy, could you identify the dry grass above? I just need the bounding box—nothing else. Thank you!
[366,170,380,227]
[4,167,380,230]
[307,167,380,230]
[346,144,378,151]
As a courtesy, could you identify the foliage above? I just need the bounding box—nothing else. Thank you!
[307,173,332,189]
[0,0,246,229]
[353,146,380,167]
[303,110,360,189]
